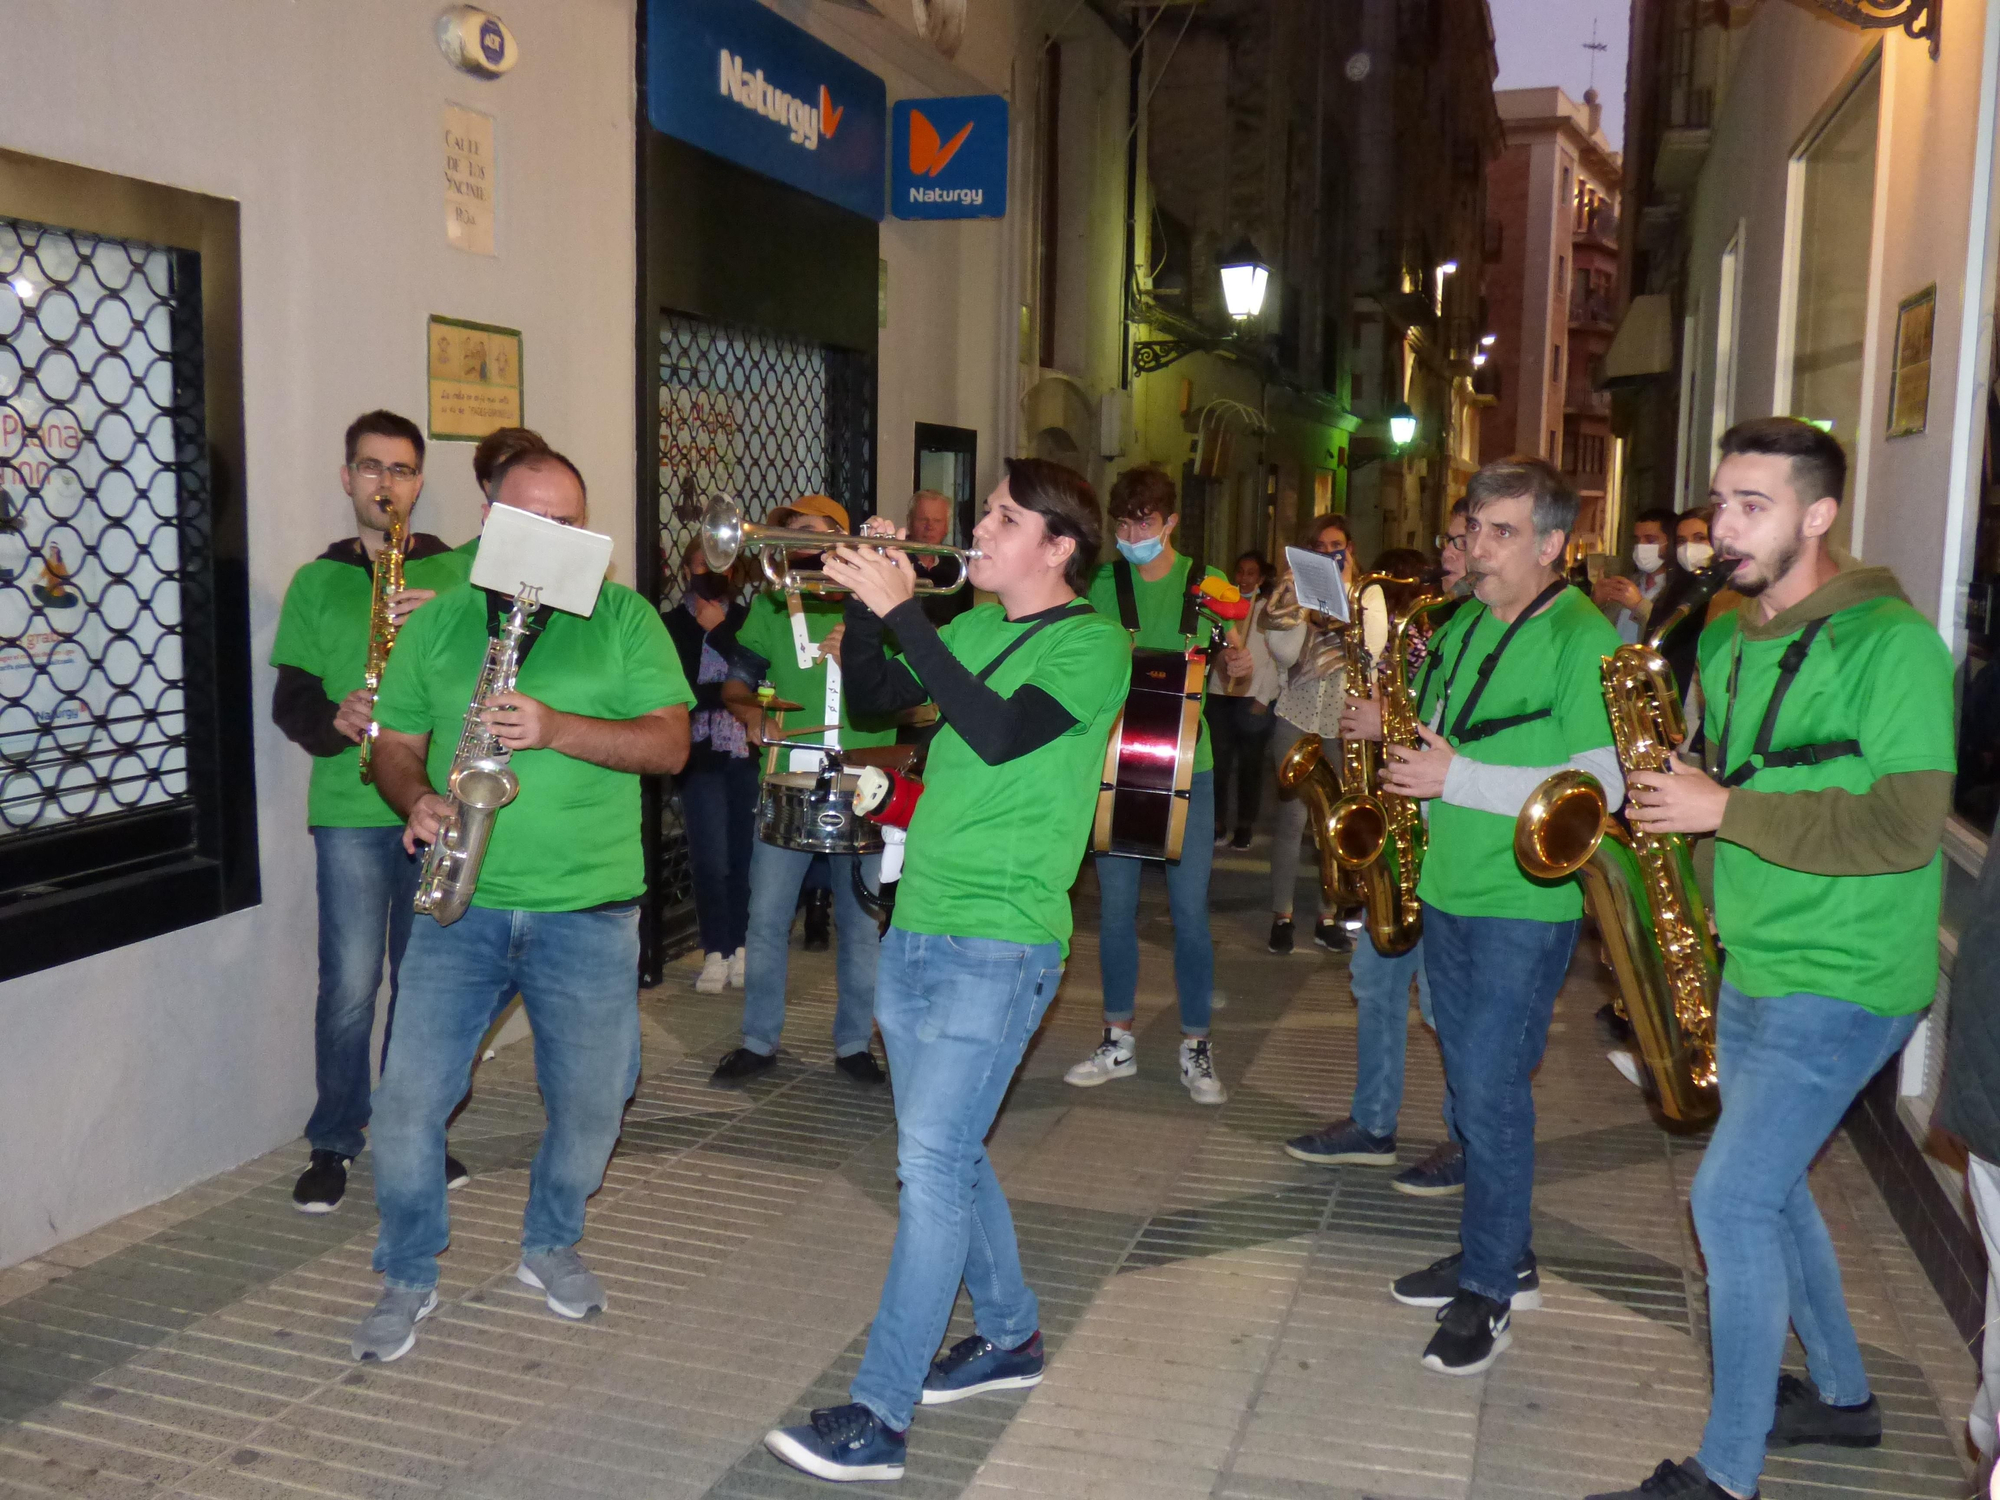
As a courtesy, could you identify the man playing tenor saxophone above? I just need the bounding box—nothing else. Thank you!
[1373,458,1623,1377]
[350,448,694,1363]
[1590,419,1953,1500]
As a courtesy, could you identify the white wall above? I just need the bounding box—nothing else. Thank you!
[0,0,637,1267]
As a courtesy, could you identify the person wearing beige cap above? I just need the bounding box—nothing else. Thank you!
[712,495,897,1087]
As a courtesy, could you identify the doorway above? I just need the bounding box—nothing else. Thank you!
[914,422,978,545]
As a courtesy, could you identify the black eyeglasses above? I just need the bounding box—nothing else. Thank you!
[352,459,421,483]
[1434,533,1466,552]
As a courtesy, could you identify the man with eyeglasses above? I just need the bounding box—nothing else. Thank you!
[270,410,477,1214]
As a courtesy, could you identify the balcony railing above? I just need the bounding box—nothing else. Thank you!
[1574,207,1620,244]
[1569,290,1618,327]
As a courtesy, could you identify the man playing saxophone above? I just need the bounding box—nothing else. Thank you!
[1372,458,1623,1377]
[350,448,694,1363]
[1590,419,1953,1500]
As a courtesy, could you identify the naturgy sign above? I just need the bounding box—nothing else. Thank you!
[891,96,1008,221]
[648,0,886,221]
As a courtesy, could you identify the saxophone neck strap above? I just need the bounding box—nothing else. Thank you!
[481,588,553,664]
[1442,578,1568,745]
[1717,616,1860,788]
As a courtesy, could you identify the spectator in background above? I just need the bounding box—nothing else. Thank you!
[1207,550,1279,848]
[908,489,975,628]
[664,540,755,995]
[473,426,551,498]
[1594,505,1683,644]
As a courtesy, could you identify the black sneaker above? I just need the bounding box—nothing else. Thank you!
[292,1150,351,1214]
[1268,917,1295,954]
[1313,916,1352,952]
[1229,829,1253,849]
[1392,1249,1541,1310]
[921,1330,1045,1404]
[802,889,832,951]
[710,1046,778,1085]
[835,1049,887,1085]
[1596,1000,1635,1047]
[1421,1288,1511,1376]
[1767,1371,1881,1449]
[1282,1118,1397,1166]
[445,1154,471,1191]
[1584,1457,1752,1499]
[1392,1140,1467,1197]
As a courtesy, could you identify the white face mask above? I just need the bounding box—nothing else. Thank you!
[1678,541,1715,571]
[1632,542,1664,574]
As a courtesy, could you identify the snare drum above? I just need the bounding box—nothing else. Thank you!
[756,771,885,855]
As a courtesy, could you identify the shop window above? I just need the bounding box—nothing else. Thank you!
[0,159,254,980]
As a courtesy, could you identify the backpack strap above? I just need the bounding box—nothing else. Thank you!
[1113,560,1140,634]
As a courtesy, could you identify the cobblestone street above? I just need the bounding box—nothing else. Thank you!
[0,844,1976,1500]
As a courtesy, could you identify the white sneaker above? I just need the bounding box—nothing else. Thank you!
[727,947,746,988]
[694,952,729,994]
[1180,1036,1227,1105]
[1606,1049,1644,1089]
[1064,1028,1136,1087]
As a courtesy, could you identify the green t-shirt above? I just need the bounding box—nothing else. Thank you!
[735,591,898,750]
[1699,599,1953,1014]
[1085,554,1228,773]
[269,540,477,829]
[373,582,693,912]
[894,603,1132,955]
[1415,586,1620,921]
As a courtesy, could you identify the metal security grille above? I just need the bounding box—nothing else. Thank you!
[0,216,210,866]
[644,310,875,970]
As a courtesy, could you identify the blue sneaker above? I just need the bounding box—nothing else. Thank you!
[1392,1140,1467,1197]
[764,1403,907,1482]
[1282,1117,1397,1166]
[921,1330,1045,1405]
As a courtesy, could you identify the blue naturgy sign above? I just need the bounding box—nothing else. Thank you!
[647,0,887,222]
[891,96,1009,220]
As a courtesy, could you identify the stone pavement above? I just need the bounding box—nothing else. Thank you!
[0,842,1980,1500]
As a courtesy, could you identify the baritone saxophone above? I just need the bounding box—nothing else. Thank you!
[413,588,541,926]
[1512,561,1738,1125]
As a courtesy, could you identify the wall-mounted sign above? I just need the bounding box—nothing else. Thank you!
[444,105,497,256]
[891,95,1008,220]
[1888,284,1936,438]
[646,0,887,222]
[436,6,519,77]
[428,316,523,441]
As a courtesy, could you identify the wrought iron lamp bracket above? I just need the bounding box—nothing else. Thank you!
[1809,0,1939,59]
[1132,338,1207,375]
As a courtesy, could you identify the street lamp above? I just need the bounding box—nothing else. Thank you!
[1388,402,1418,447]
[1217,238,1271,321]
[1480,333,1497,347]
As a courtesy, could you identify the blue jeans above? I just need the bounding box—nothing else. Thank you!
[1691,985,1920,1496]
[743,839,879,1057]
[369,904,642,1290]
[1349,936,1440,1139]
[307,825,421,1159]
[850,928,1064,1432]
[1422,903,1579,1302]
[679,758,758,955]
[1095,769,1214,1035]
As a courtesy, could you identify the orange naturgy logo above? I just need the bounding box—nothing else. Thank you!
[908,109,972,177]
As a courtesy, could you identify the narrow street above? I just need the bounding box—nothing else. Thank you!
[0,844,1971,1500]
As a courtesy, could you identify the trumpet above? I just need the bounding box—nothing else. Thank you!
[700,494,985,596]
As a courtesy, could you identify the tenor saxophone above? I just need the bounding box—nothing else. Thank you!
[413,588,540,926]
[357,502,406,785]
[1513,560,1738,1124]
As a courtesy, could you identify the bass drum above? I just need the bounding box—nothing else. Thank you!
[756,771,886,855]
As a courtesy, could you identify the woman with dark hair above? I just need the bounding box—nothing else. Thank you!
[761,458,1130,1482]
[662,541,754,993]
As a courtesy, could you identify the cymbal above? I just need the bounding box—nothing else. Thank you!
[769,723,837,741]
[844,745,920,774]
[758,696,805,712]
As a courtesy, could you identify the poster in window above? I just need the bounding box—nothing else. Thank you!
[1888,285,1936,438]
[427,315,523,441]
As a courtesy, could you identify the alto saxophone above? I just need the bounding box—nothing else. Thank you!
[1513,560,1739,1124]
[413,588,540,926]
[357,503,407,785]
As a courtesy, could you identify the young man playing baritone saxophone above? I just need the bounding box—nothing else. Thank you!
[269,409,476,1214]
[1590,418,1953,1500]
[1376,458,1625,1376]
[761,459,1130,1483]
[351,448,693,1363]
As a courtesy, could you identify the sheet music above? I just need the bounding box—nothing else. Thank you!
[470,503,613,617]
[1285,547,1350,622]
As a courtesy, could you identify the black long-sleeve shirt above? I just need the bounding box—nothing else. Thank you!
[843,598,1080,765]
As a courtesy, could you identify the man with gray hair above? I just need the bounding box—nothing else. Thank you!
[1374,457,1623,1377]
[907,489,975,627]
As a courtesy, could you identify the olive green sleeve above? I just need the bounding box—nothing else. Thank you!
[1716,769,1953,876]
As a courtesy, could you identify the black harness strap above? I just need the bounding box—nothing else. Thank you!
[1717,616,1861,788]
[1440,577,1569,746]
[974,602,1095,685]
[1113,556,1205,647]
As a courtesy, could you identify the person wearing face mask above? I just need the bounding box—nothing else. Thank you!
[663,541,755,995]
[1594,506,1681,645]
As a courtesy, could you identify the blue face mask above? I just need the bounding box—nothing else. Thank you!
[1116,534,1165,566]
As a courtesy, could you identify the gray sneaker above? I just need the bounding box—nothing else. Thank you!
[351,1285,439,1362]
[517,1246,608,1320]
